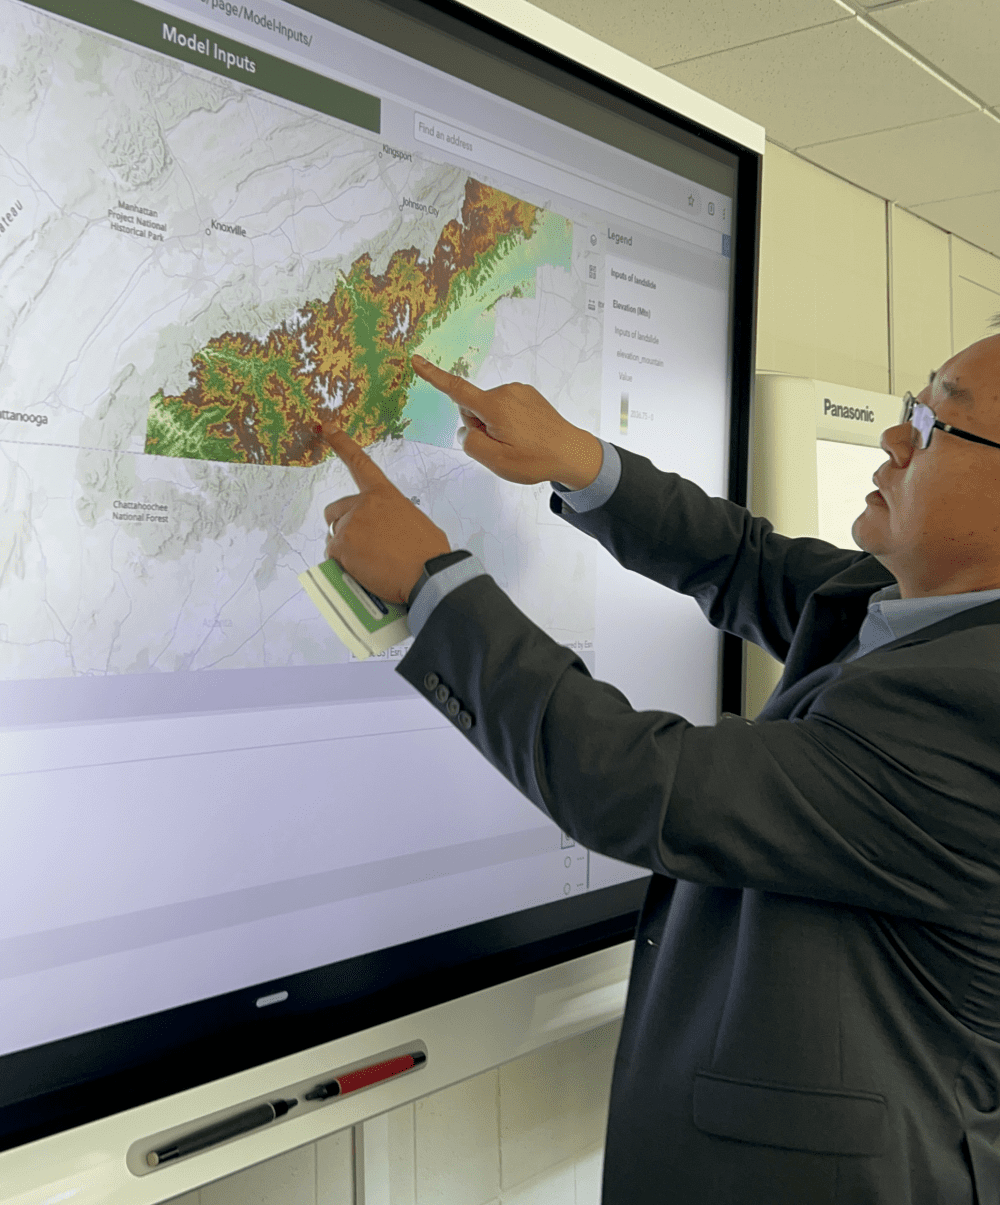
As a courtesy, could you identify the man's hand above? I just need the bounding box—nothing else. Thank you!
[412,355,603,489]
[322,424,450,605]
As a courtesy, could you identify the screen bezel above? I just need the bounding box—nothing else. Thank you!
[0,0,760,1152]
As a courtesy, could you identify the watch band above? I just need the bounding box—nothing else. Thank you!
[407,549,473,609]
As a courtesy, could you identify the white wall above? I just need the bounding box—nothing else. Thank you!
[756,143,1000,421]
[162,1021,619,1205]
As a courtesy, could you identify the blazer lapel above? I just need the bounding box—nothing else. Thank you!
[783,555,1000,685]
[783,557,895,682]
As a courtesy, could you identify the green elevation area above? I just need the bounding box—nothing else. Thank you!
[25,0,379,132]
[145,180,573,467]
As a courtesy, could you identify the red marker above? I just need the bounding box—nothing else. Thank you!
[304,1051,426,1101]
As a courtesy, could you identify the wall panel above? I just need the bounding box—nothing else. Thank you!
[756,144,889,392]
[951,235,1000,351]
[890,207,952,393]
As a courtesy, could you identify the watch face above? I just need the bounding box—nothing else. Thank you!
[429,551,471,573]
[408,570,431,610]
[409,551,471,608]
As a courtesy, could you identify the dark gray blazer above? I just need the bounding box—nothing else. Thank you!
[397,446,1000,1205]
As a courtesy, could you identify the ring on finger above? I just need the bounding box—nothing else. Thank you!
[328,520,338,539]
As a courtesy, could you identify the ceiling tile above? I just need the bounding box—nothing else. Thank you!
[874,0,1000,107]
[527,0,843,69]
[908,192,1000,259]
[660,19,972,147]
[798,111,1000,206]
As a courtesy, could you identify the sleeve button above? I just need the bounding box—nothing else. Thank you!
[435,683,451,704]
[423,672,440,692]
[458,711,474,730]
[446,697,461,717]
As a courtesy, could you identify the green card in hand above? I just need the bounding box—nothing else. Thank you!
[299,559,410,660]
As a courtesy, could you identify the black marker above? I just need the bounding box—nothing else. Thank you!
[146,1098,298,1167]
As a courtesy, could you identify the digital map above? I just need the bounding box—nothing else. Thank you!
[0,1,599,680]
[145,179,569,466]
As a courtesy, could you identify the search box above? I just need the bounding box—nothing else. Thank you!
[413,113,722,256]
[414,115,479,158]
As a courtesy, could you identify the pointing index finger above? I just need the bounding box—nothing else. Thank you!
[412,354,486,416]
[319,423,390,492]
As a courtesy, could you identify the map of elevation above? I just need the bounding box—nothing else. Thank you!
[0,0,596,682]
[145,179,572,466]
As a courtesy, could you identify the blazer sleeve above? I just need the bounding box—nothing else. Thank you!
[398,577,1000,922]
[560,447,865,662]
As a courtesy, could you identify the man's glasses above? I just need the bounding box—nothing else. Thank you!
[901,392,1000,452]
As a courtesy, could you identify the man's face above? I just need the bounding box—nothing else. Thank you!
[851,334,1000,597]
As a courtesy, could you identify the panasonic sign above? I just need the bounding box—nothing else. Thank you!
[822,398,876,423]
[811,381,900,449]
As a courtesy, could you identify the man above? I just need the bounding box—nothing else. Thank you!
[320,333,1000,1205]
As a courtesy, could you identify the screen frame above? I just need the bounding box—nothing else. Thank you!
[0,0,761,1154]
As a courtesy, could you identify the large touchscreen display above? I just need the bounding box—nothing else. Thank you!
[0,0,735,1061]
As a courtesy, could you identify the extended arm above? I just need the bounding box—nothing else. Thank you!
[408,358,865,660]
[398,577,1000,921]
[559,444,865,661]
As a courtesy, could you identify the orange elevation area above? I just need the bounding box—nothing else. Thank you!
[144,179,539,467]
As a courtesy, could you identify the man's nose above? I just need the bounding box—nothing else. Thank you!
[880,422,914,467]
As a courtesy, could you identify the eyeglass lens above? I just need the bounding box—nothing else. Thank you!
[908,398,935,449]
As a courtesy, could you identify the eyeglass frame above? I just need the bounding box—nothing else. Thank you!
[901,392,1000,453]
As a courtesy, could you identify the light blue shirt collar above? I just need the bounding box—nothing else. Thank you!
[852,584,1000,660]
